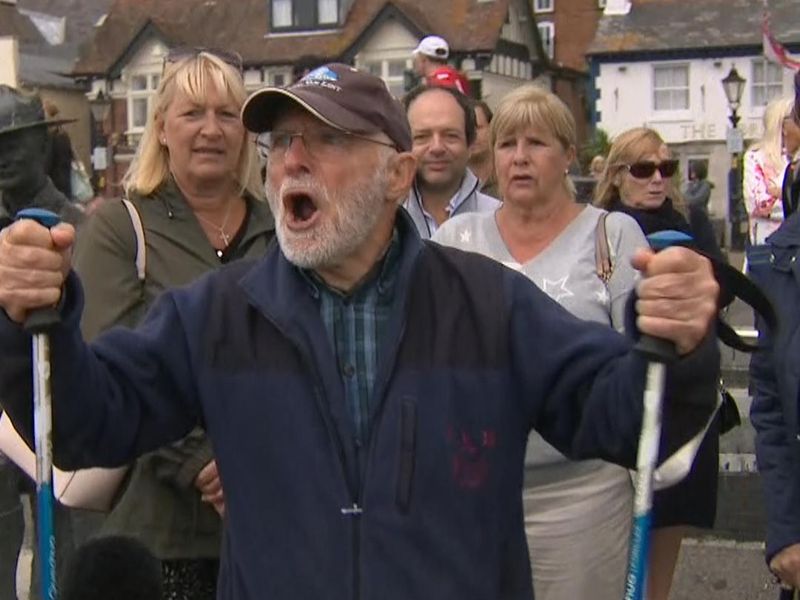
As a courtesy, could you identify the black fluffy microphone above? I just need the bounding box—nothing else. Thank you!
[60,535,163,600]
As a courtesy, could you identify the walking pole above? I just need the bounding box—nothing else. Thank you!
[623,230,692,600]
[16,207,63,600]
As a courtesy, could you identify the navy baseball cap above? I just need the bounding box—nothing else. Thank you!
[241,63,411,151]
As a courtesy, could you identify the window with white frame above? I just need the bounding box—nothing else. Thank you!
[272,0,293,27]
[751,58,784,107]
[360,58,409,97]
[538,22,554,59]
[128,72,160,134]
[653,64,689,111]
[534,0,554,13]
[318,0,337,24]
[271,0,341,30]
[598,0,607,8]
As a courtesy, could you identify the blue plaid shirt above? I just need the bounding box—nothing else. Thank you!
[303,229,401,443]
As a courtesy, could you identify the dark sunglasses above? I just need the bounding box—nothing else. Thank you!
[624,159,679,179]
[163,47,244,75]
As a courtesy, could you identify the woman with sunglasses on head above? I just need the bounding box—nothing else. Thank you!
[595,126,723,600]
[72,49,274,600]
[433,84,648,600]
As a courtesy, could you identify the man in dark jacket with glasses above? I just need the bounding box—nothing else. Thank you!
[0,64,721,600]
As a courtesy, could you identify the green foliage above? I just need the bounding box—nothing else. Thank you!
[579,128,611,174]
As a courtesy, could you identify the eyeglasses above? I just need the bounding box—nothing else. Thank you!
[624,159,679,179]
[255,129,397,161]
[162,47,244,75]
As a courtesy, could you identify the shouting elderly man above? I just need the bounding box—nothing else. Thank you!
[0,64,719,600]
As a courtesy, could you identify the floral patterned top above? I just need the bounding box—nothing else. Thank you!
[743,147,789,245]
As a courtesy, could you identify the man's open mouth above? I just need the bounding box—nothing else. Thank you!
[283,191,320,230]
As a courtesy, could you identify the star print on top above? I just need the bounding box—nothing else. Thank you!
[431,205,647,333]
[542,276,574,302]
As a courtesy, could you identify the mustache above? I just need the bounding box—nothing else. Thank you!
[265,175,327,207]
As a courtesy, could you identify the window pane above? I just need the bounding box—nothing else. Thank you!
[131,75,147,91]
[150,74,160,90]
[654,90,670,111]
[388,81,404,98]
[318,0,337,23]
[673,67,688,87]
[753,61,765,84]
[388,60,406,78]
[538,24,554,58]
[753,86,766,107]
[674,89,689,110]
[751,59,784,106]
[273,0,292,27]
[766,83,783,104]
[653,66,688,110]
[273,73,286,86]
[362,62,381,76]
[767,62,782,83]
[132,98,148,128]
[654,68,670,88]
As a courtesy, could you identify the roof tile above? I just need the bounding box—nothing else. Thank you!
[73,0,511,75]
[589,0,800,56]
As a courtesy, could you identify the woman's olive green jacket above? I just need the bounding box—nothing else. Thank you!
[72,180,274,559]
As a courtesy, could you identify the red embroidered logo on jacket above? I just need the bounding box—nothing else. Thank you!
[447,426,496,489]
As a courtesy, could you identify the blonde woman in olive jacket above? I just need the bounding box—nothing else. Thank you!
[72,51,273,600]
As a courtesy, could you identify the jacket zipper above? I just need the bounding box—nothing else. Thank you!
[264,316,364,598]
[348,308,410,599]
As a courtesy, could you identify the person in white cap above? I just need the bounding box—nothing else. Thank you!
[412,35,471,96]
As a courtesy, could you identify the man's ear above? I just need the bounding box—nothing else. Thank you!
[385,152,417,205]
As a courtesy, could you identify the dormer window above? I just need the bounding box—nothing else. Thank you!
[270,0,341,31]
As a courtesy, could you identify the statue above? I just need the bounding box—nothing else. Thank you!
[0,85,84,228]
[0,85,78,599]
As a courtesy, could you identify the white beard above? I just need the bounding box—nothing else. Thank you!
[265,164,390,270]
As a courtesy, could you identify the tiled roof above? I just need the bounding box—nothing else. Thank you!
[18,0,114,46]
[588,0,800,56]
[0,3,46,45]
[20,50,84,88]
[73,0,512,76]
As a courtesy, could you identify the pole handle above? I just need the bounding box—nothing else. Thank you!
[633,230,695,364]
[14,209,62,333]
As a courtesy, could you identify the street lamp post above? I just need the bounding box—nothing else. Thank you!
[88,90,111,196]
[721,66,747,252]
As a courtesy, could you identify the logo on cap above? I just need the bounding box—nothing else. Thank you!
[302,66,339,83]
[297,66,344,93]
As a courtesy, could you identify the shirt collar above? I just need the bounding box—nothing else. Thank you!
[414,167,481,217]
[299,226,402,300]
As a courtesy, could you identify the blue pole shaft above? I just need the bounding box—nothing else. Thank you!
[624,362,666,600]
[32,333,57,600]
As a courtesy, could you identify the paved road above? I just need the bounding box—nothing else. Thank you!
[672,539,777,600]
